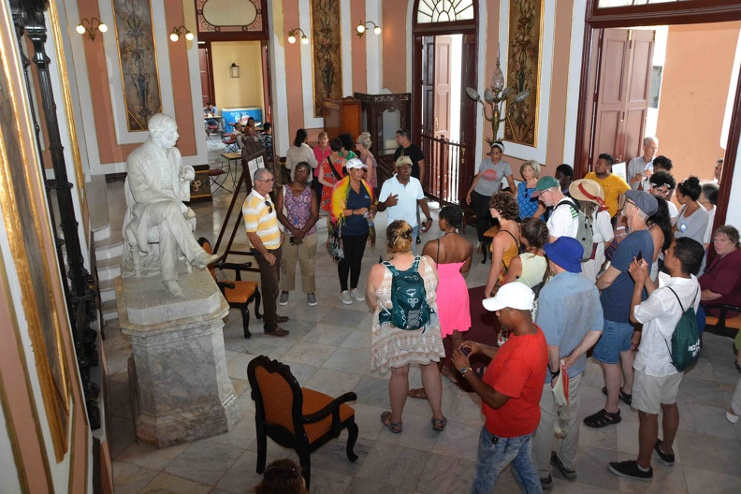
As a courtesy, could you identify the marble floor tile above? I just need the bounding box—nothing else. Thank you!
[140,472,212,493]
[565,446,620,492]
[682,401,737,439]
[298,467,354,494]
[350,403,387,441]
[301,323,352,346]
[303,367,363,396]
[110,415,137,459]
[309,434,372,478]
[675,429,741,476]
[345,477,415,494]
[375,410,444,452]
[214,449,266,493]
[116,441,189,472]
[352,375,392,408]
[281,341,338,367]
[683,464,741,494]
[208,414,257,450]
[112,460,159,494]
[431,418,482,462]
[340,328,371,350]
[320,307,372,327]
[164,439,244,486]
[355,441,433,490]
[321,347,371,374]
[416,453,476,494]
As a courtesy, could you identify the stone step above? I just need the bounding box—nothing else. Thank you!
[102,299,118,322]
[99,277,117,303]
[94,226,124,260]
[96,254,122,281]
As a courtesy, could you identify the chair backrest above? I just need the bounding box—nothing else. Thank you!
[197,237,217,279]
[247,356,304,436]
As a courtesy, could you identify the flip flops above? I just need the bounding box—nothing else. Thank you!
[407,387,428,399]
[380,411,402,433]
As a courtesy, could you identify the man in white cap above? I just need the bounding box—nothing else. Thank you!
[532,237,603,490]
[377,155,433,248]
[451,282,547,494]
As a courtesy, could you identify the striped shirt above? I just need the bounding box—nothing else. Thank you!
[243,190,282,250]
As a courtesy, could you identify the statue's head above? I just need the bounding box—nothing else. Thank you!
[148,113,179,149]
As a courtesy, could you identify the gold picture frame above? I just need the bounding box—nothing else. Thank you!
[504,0,544,146]
[0,5,72,462]
[112,0,163,132]
[311,0,343,117]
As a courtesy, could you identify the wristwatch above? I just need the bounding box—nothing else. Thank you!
[460,366,473,376]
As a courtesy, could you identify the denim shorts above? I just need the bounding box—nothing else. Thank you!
[592,319,634,364]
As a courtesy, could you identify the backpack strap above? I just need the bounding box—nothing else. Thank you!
[382,260,398,276]
[666,286,685,312]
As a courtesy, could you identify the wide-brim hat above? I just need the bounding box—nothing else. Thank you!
[482,282,534,312]
[544,237,583,273]
[395,156,413,168]
[569,179,604,204]
[345,158,367,170]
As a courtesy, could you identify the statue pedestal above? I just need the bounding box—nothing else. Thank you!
[116,268,241,448]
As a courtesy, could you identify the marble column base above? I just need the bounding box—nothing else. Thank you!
[117,267,241,448]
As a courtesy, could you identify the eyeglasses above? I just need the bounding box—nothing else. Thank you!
[264,200,273,214]
[258,178,275,183]
[625,199,637,209]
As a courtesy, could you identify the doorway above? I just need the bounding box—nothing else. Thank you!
[575,0,741,231]
[412,0,478,205]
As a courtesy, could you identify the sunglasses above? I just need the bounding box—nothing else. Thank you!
[264,200,273,214]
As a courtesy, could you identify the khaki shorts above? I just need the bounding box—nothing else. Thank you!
[632,369,682,414]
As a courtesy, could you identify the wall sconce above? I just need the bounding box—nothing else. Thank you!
[356,21,380,38]
[169,25,194,42]
[76,17,108,41]
[230,63,240,78]
[287,28,309,45]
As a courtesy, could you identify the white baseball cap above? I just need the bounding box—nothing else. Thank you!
[482,282,535,312]
[345,158,367,170]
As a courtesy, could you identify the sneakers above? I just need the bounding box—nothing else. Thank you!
[540,474,553,490]
[279,291,289,306]
[608,460,652,481]
[654,439,675,466]
[307,293,318,307]
[551,451,577,480]
[339,290,353,305]
[350,288,365,302]
[727,408,740,424]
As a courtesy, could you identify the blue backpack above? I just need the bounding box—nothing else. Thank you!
[379,256,431,330]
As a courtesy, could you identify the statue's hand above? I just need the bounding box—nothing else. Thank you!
[180,166,195,182]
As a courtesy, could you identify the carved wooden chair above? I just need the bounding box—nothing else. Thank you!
[247,355,359,490]
[198,238,261,338]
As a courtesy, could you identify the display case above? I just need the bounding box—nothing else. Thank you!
[323,97,362,140]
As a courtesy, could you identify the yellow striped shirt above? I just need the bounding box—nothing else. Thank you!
[242,190,282,249]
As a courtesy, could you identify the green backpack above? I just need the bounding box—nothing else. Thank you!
[665,287,701,372]
[378,256,431,330]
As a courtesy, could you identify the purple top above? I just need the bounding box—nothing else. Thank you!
[283,185,316,235]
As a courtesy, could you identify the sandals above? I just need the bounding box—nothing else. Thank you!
[441,366,459,385]
[583,409,621,428]
[431,417,447,432]
[407,387,428,399]
[380,411,402,434]
[601,386,632,406]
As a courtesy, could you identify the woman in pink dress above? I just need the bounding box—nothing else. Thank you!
[312,131,330,207]
[318,137,346,212]
[408,205,473,399]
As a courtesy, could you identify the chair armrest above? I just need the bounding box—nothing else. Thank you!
[704,303,741,324]
[219,261,255,280]
[217,281,236,290]
[302,391,357,425]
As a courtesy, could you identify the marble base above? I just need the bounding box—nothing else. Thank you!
[117,268,241,448]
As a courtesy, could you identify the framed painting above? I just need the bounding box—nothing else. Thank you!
[112,0,163,132]
[311,0,342,117]
[504,0,544,146]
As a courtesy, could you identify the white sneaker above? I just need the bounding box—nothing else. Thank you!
[727,409,740,424]
[339,290,353,305]
[350,288,365,302]
[279,292,289,306]
[307,294,318,307]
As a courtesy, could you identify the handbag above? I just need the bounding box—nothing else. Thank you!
[327,220,344,263]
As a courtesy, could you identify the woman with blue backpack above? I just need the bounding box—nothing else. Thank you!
[366,220,447,434]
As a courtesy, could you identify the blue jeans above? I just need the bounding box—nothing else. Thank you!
[412,225,419,252]
[471,426,543,494]
[592,319,633,364]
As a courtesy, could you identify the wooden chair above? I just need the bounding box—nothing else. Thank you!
[198,238,261,338]
[223,134,239,152]
[247,356,358,490]
[703,302,741,338]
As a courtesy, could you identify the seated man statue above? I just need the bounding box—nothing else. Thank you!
[122,113,218,297]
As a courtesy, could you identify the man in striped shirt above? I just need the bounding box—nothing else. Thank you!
[243,168,289,336]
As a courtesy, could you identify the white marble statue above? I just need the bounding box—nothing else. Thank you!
[122,113,218,297]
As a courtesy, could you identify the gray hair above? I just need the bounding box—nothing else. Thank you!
[358,132,372,149]
[148,113,176,134]
[254,167,273,182]
[519,160,541,179]
[643,136,658,147]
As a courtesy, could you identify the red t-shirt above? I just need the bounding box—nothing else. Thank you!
[699,248,741,317]
[481,326,548,438]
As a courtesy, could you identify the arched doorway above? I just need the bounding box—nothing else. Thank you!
[411,0,478,205]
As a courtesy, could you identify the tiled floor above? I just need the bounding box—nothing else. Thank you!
[106,140,741,493]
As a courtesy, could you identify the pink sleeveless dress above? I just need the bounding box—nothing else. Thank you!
[436,261,471,337]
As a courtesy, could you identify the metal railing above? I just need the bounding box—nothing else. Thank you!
[420,133,468,204]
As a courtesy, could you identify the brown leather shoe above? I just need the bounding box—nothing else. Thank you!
[264,326,289,337]
[277,315,289,323]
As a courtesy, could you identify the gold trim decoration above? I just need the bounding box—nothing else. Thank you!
[504,0,544,146]
[310,0,342,117]
[0,1,71,463]
[112,0,163,131]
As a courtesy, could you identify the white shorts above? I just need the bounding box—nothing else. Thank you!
[632,369,682,414]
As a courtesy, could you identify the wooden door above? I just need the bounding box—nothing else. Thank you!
[434,36,452,139]
[592,28,654,164]
[459,33,478,202]
[421,36,435,136]
[198,45,214,107]
[261,41,272,126]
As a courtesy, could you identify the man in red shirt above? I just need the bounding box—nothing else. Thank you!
[452,282,548,493]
